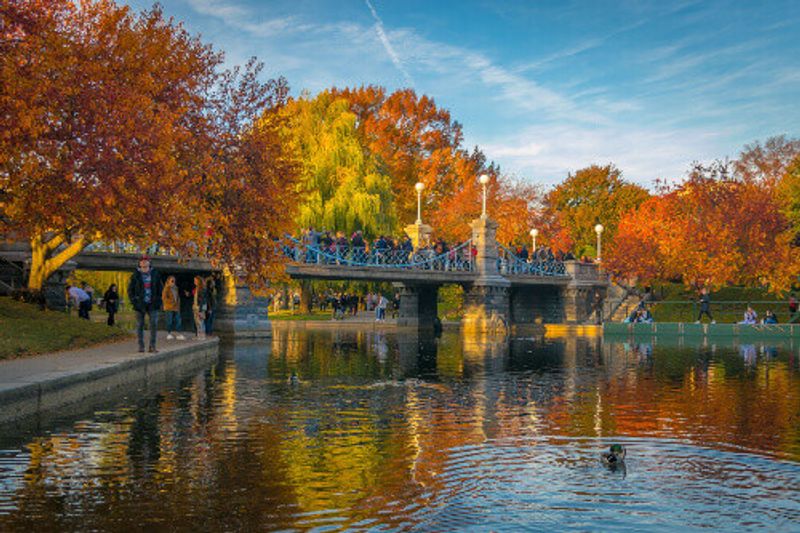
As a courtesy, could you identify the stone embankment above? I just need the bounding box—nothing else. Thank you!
[0,334,218,425]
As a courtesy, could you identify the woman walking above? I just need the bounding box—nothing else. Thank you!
[162,276,185,340]
[102,284,119,326]
[192,275,207,340]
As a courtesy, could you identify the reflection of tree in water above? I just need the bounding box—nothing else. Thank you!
[3,329,800,531]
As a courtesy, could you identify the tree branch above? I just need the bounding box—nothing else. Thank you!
[44,236,86,273]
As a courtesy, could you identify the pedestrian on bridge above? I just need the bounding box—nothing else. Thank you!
[128,255,163,353]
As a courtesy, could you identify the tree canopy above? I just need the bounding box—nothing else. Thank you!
[543,164,649,256]
[281,91,395,238]
[0,0,297,290]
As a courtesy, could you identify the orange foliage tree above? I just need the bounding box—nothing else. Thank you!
[199,61,299,286]
[734,135,800,185]
[333,87,512,242]
[543,164,649,257]
[606,161,800,291]
[0,1,297,291]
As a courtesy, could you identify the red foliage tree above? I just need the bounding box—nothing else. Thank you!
[0,1,297,291]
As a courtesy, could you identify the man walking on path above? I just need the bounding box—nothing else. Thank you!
[128,256,163,353]
[696,288,715,324]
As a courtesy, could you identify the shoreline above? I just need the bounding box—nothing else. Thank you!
[0,334,219,425]
[604,321,800,338]
[270,318,603,337]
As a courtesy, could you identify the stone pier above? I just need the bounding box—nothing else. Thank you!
[396,283,439,328]
[214,270,272,338]
[462,216,511,335]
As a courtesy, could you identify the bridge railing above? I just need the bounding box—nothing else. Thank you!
[284,237,475,272]
[497,244,568,277]
[83,241,179,256]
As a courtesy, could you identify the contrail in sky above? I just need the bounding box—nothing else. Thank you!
[365,0,414,86]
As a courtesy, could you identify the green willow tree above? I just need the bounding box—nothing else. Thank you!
[282,92,395,238]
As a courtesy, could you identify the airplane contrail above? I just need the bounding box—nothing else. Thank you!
[365,0,414,86]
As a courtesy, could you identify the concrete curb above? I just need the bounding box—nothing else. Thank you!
[0,338,219,425]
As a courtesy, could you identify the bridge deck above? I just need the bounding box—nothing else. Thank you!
[285,263,573,286]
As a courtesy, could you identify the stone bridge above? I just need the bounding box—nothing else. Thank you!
[2,215,608,336]
[285,216,607,332]
[0,242,267,338]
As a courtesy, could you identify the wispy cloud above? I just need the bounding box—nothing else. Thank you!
[481,123,727,187]
[184,0,304,36]
[172,0,798,185]
[364,0,414,86]
[514,18,647,73]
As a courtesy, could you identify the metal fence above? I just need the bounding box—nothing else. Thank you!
[618,300,797,324]
[497,244,568,277]
[284,238,475,272]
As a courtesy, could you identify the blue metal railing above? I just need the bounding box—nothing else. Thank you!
[284,237,475,272]
[497,244,567,277]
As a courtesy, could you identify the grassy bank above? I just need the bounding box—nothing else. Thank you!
[0,297,130,360]
[270,309,333,321]
[647,284,793,323]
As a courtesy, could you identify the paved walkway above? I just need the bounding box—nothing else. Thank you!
[0,333,218,424]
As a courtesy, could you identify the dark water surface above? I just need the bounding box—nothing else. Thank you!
[1,326,799,531]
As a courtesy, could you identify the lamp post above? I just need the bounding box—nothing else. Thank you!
[415,182,424,224]
[479,174,490,218]
[594,223,604,262]
[529,228,538,254]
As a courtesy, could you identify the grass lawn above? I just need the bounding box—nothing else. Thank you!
[0,297,130,360]
[270,309,333,321]
[648,284,794,323]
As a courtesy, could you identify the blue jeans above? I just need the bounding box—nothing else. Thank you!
[136,308,159,350]
[204,308,215,335]
[166,310,181,333]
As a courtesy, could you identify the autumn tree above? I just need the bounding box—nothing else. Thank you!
[198,61,299,286]
[734,135,800,185]
[0,1,297,292]
[544,164,649,257]
[335,87,491,239]
[606,161,800,292]
[281,91,394,238]
[776,155,800,243]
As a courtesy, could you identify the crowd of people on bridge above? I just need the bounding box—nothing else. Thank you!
[286,228,476,271]
[286,227,593,276]
[507,243,575,263]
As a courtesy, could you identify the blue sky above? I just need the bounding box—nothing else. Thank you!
[125,0,800,187]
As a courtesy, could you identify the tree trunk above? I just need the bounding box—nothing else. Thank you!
[27,233,86,290]
[300,279,313,313]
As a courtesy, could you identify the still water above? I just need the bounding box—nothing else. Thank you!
[1,325,799,531]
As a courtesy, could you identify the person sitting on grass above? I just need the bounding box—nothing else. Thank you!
[763,310,778,324]
[740,306,758,325]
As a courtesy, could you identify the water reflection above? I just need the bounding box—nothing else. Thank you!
[1,326,799,531]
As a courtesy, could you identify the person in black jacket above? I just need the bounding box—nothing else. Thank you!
[102,284,119,326]
[128,256,163,353]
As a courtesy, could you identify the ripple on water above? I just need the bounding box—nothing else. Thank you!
[1,332,800,531]
[404,436,800,531]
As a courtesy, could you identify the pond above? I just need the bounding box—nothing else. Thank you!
[1,325,799,531]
